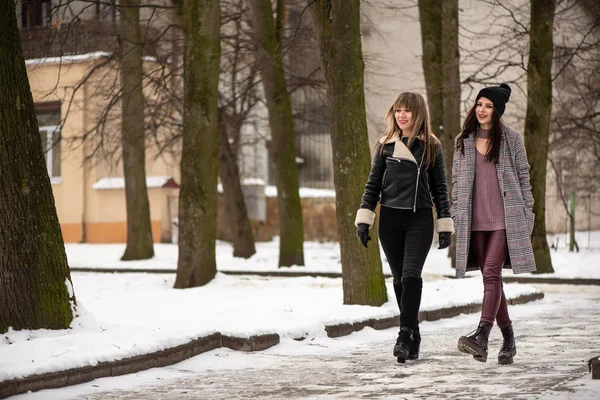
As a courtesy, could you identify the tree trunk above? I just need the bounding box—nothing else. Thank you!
[524,0,555,273]
[218,110,256,258]
[174,0,221,288]
[249,0,305,267]
[0,2,75,333]
[419,0,460,267]
[568,192,578,252]
[310,0,387,306]
[119,0,155,261]
[418,0,443,141]
[441,0,460,267]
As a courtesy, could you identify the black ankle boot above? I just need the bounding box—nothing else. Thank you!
[458,322,492,362]
[393,327,414,364]
[408,327,421,360]
[498,325,517,364]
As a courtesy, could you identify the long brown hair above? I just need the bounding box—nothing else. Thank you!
[381,92,439,167]
[456,100,504,163]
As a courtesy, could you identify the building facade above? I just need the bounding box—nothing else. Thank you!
[19,0,599,244]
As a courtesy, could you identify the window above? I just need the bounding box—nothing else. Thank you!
[35,102,61,182]
[96,0,118,23]
[21,0,52,28]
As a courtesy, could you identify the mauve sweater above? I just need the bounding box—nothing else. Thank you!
[472,129,506,231]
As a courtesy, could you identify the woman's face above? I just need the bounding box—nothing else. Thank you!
[476,97,494,128]
[395,106,414,134]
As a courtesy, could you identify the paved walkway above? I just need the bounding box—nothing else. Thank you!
[33,284,600,400]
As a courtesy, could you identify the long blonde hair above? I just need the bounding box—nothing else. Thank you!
[381,92,439,167]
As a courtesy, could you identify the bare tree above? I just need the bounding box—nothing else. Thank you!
[418,0,443,138]
[310,0,387,306]
[524,0,556,273]
[120,0,155,260]
[219,109,257,258]
[549,0,600,251]
[0,0,76,332]
[174,0,221,288]
[249,0,305,267]
[418,0,461,266]
[216,0,263,258]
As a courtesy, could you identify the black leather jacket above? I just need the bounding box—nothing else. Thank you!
[360,136,451,219]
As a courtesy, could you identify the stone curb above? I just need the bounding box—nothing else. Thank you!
[502,277,600,285]
[0,292,544,398]
[443,275,600,286]
[70,267,349,278]
[0,333,276,399]
[70,268,600,286]
[591,357,600,380]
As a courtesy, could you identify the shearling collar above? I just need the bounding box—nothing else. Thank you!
[378,133,416,163]
[379,132,401,144]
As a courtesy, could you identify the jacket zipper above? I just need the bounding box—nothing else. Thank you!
[413,151,426,213]
[413,168,420,213]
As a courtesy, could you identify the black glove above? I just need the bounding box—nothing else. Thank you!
[356,223,372,248]
[438,232,452,249]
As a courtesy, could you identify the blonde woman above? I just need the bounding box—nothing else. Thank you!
[354,92,454,363]
[452,83,536,364]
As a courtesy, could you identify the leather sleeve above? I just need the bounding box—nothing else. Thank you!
[360,143,386,211]
[429,144,451,219]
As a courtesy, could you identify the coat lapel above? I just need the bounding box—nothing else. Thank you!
[464,135,476,193]
[392,138,417,163]
[379,133,417,163]
[496,134,506,195]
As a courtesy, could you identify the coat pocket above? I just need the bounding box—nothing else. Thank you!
[524,207,535,235]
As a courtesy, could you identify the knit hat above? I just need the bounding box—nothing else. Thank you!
[476,83,512,116]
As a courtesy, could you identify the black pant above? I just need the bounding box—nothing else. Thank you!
[379,206,433,329]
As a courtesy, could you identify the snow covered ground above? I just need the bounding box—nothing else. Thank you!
[9,285,600,400]
[1,231,599,394]
[63,231,600,279]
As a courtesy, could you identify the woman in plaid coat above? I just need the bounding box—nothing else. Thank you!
[451,83,536,365]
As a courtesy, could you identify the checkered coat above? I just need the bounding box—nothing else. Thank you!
[450,126,536,278]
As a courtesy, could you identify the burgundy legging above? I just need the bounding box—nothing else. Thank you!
[470,230,512,328]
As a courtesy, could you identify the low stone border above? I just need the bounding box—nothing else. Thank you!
[0,333,278,399]
[70,267,178,274]
[71,268,600,287]
[69,267,352,278]
[324,291,545,337]
[590,357,600,380]
[0,292,545,399]
[503,277,600,285]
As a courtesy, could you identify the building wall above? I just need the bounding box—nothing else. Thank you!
[28,60,87,241]
[27,55,181,243]
[216,194,338,243]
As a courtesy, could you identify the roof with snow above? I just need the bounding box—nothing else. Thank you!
[92,176,179,190]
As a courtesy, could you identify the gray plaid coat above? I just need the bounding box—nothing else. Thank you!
[450,126,536,278]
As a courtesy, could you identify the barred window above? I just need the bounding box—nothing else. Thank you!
[36,102,62,180]
[21,0,52,28]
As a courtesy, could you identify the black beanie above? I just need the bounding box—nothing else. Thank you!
[476,83,512,116]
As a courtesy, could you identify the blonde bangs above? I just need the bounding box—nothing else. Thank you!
[393,92,422,113]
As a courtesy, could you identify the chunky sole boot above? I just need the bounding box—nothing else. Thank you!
[393,327,414,364]
[458,322,492,362]
[407,330,421,360]
[498,325,517,365]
